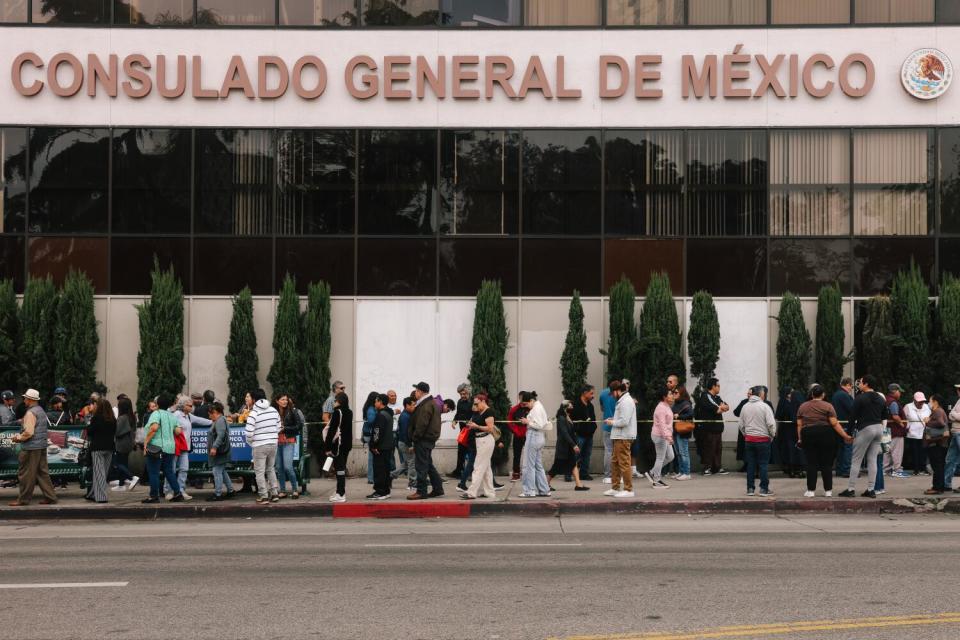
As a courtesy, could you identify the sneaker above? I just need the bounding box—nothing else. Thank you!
[366,492,379,499]
[716,468,729,475]
[460,495,476,500]
[169,494,185,503]
[109,480,120,487]
[141,497,160,504]
[110,485,127,492]
[759,490,775,497]
[919,470,931,476]
[164,493,174,501]
[493,482,504,490]
[537,493,552,497]
[374,493,390,500]
[518,493,538,498]
[329,493,346,503]
[510,472,520,481]
[653,481,669,489]
[825,490,832,497]
[602,477,612,484]
[837,489,856,497]
[643,471,654,483]
[875,489,887,495]
[924,488,944,495]
[675,474,691,481]
[602,488,619,496]
[456,484,468,493]
[127,476,140,491]
[206,494,224,502]
[614,490,635,498]
[703,469,712,476]
[181,492,193,501]
[746,490,755,496]
[803,491,815,498]
[861,490,876,498]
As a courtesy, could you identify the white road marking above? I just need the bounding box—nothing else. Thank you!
[364,543,582,548]
[0,582,129,589]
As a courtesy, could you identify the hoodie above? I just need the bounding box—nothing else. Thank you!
[609,392,637,440]
[738,395,777,441]
[245,399,281,448]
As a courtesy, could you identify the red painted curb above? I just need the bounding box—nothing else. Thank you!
[333,502,471,518]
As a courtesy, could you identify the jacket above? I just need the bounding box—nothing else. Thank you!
[554,413,578,460]
[279,407,304,443]
[411,395,441,443]
[207,415,232,464]
[507,403,528,438]
[87,414,117,452]
[0,404,16,425]
[525,401,552,432]
[652,401,674,442]
[324,407,353,457]
[609,392,637,440]
[737,396,777,441]
[571,398,597,438]
[397,410,412,443]
[114,414,136,455]
[695,392,726,434]
[245,399,281,448]
[951,401,960,435]
[371,407,396,451]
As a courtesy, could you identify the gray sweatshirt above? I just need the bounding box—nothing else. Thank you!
[738,396,777,440]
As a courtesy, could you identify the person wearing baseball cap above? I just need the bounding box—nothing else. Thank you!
[407,381,443,500]
[8,389,58,506]
[904,391,931,476]
[0,390,16,425]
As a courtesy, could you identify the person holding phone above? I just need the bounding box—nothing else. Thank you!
[462,394,498,500]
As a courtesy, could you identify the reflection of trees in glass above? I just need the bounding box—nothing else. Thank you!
[1,129,27,233]
[440,131,519,235]
[939,130,960,232]
[522,132,601,233]
[604,133,683,235]
[772,240,849,294]
[358,130,435,234]
[112,129,191,232]
[35,0,108,22]
[362,0,439,25]
[276,130,355,235]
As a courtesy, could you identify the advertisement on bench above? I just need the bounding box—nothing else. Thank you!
[186,427,301,464]
[0,426,87,469]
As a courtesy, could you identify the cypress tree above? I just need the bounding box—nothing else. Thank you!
[639,272,685,410]
[688,290,720,398]
[936,274,960,398]
[468,280,510,463]
[18,276,58,399]
[54,270,99,404]
[776,292,812,392]
[0,279,19,392]
[814,283,847,395]
[891,262,931,394]
[225,286,259,414]
[301,281,332,422]
[604,276,637,383]
[862,295,895,387]
[560,291,588,402]
[268,273,303,399]
[136,258,185,414]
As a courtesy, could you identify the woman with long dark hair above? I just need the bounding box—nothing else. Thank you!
[361,391,378,485]
[111,397,139,492]
[86,398,117,503]
[273,393,304,499]
[672,386,694,480]
[324,392,353,503]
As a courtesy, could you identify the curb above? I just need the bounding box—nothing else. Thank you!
[0,498,955,520]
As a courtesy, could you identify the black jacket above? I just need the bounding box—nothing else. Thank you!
[282,408,304,438]
[87,415,117,452]
[324,407,353,457]
[570,399,597,439]
[554,413,578,460]
[371,407,395,451]
[411,396,441,443]
[695,392,726,434]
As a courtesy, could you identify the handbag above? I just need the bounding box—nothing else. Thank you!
[457,426,470,447]
[675,420,695,436]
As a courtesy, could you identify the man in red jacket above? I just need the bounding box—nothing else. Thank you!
[507,392,529,481]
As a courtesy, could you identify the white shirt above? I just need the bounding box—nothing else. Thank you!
[903,402,931,439]
[389,403,400,432]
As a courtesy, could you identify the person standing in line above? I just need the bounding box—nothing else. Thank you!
[923,394,950,495]
[797,384,852,497]
[392,396,417,489]
[206,402,235,501]
[142,393,184,504]
[194,390,215,420]
[407,382,444,500]
[245,388,281,504]
[671,387,694,481]
[111,397,139,492]
[7,389,57,506]
[368,394,395,500]
[650,386,676,489]
[462,394,499,500]
[518,391,552,498]
[167,394,213,501]
[599,380,618,484]
[547,400,588,492]
[323,392,352,502]
[738,386,778,497]
[775,387,805,478]
[386,389,402,476]
[0,390,17,425]
[360,391,379,485]
[694,378,730,475]
[944,384,960,493]
[839,375,888,499]
[322,381,345,425]
[603,381,637,498]
[571,385,597,481]
[884,384,908,478]
[507,392,529,482]
[903,391,931,476]
[274,394,304,499]
[449,383,473,479]
[831,378,856,477]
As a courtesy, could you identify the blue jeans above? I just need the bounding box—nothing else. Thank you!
[163,451,190,495]
[835,427,854,476]
[211,464,232,496]
[394,443,407,474]
[521,429,550,495]
[459,449,475,488]
[147,452,180,498]
[944,433,960,489]
[744,441,771,492]
[275,442,299,492]
[367,449,374,483]
[874,453,885,491]
[675,437,691,475]
[577,435,593,476]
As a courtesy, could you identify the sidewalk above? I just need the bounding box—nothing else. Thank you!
[1,471,957,519]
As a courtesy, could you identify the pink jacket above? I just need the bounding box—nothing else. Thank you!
[653,401,674,442]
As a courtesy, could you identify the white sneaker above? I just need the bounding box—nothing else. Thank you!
[181,491,193,501]
[653,481,670,490]
[329,493,346,503]
[602,477,612,484]
[127,476,140,491]
[803,490,815,498]
[675,474,691,481]
[164,493,174,501]
[109,480,120,487]
[614,490,635,498]
[825,490,833,497]
[110,485,127,492]
[875,489,886,495]
[631,469,641,478]
[602,488,618,496]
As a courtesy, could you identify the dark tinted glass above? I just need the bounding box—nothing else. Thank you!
[276,238,355,295]
[522,130,602,235]
[28,237,108,293]
[940,128,960,233]
[196,130,274,235]
[852,238,935,295]
[114,0,192,24]
[281,0,358,24]
[358,130,436,235]
[441,0,520,25]
[194,238,273,294]
[937,0,960,21]
[0,0,27,21]
[604,239,683,294]
[0,236,24,291]
[439,238,519,296]
[32,0,108,22]
[1,128,26,233]
[605,131,684,236]
[197,0,275,24]
[112,129,191,234]
[522,239,600,296]
[356,238,436,295]
[361,0,439,24]
[111,237,190,294]
[687,130,767,236]
[769,239,851,296]
[277,130,355,235]
[940,239,960,279]
[687,239,766,296]
[28,128,109,233]
[440,130,519,235]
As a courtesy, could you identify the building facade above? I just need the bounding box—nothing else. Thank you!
[1,0,960,437]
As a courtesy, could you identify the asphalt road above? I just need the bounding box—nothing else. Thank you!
[1,515,959,640]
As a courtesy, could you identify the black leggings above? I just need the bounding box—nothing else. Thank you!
[801,425,837,492]
[928,445,947,490]
[512,435,526,474]
[334,450,350,496]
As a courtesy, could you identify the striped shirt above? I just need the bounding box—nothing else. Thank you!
[245,401,281,448]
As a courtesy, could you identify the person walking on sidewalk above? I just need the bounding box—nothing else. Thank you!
[923,394,950,495]
[245,389,281,504]
[839,376,888,499]
[86,398,117,504]
[884,384,908,477]
[462,394,498,500]
[368,394,395,500]
[111,397,139,493]
[903,391,931,476]
[599,380,618,484]
[831,378,855,478]
[408,382,444,500]
[8,389,57,507]
[650,386,676,489]
[142,393,184,504]
[571,385,597,481]
[738,386,778,497]
[944,384,960,493]
[604,381,637,498]
[519,391,552,497]
[324,392,353,502]
[206,402,235,501]
[695,378,730,475]
[507,393,529,481]
[797,384,851,497]
[547,401,588,492]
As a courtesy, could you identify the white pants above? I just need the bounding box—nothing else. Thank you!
[467,435,495,498]
[883,437,904,473]
[651,436,675,482]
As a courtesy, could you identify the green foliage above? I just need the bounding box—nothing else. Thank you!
[604,276,637,383]
[814,283,847,394]
[687,291,720,398]
[18,276,58,399]
[560,291,589,402]
[225,287,259,414]
[301,281,332,422]
[136,258,185,414]
[54,270,99,404]
[268,274,303,399]
[862,295,895,387]
[0,279,19,392]
[776,292,812,392]
[639,272,685,411]
[936,274,960,397]
[468,280,510,464]
[890,263,931,394]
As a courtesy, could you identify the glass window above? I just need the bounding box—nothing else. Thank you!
[604,239,683,294]
[0,0,27,21]
[939,0,960,22]
[855,0,934,22]
[1,128,26,234]
[939,128,960,233]
[686,130,767,236]
[687,0,765,24]
[606,0,683,24]
[358,130,436,235]
[439,238,519,295]
[772,0,850,23]
[28,128,109,234]
[769,239,851,296]
[769,130,849,236]
[441,0,520,25]
[281,0,358,24]
[605,131,684,236]
[28,237,108,293]
[522,239,600,296]
[361,0,439,25]
[940,239,960,279]
[32,0,109,22]
[112,129,191,234]
[194,238,273,294]
[0,236,24,291]
[525,0,601,24]
[114,0,192,24]
[197,0,276,24]
[853,129,933,235]
[276,238,355,295]
[356,238,436,295]
[110,237,190,294]
[440,130,519,235]
[852,238,935,295]
[522,130,601,235]
[687,239,766,296]
[277,130,355,235]
[195,130,274,235]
